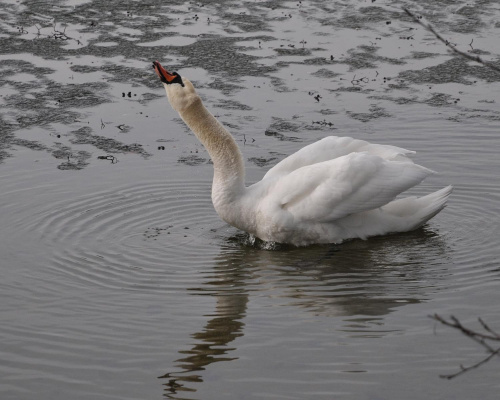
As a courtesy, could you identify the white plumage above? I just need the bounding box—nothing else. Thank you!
[153,61,452,246]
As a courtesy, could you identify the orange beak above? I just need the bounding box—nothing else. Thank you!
[153,60,180,84]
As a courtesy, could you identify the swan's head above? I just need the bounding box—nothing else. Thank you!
[153,61,199,112]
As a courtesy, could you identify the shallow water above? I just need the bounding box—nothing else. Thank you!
[1,1,500,399]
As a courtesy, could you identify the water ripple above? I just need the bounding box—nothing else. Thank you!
[25,179,224,291]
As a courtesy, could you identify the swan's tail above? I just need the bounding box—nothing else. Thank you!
[382,185,453,231]
[339,186,453,240]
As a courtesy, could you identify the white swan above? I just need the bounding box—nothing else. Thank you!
[153,61,452,246]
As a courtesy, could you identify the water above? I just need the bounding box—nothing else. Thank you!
[1,1,500,399]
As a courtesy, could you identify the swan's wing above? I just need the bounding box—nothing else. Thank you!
[263,136,415,180]
[265,152,434,223]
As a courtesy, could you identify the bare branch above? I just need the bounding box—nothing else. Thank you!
[433,314,500,342]
[430,314,500,379]
[403,8,500,74]
[440,346,500,380]
[478,317,500,339]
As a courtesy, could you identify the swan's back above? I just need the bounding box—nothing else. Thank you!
[263,136,416,180]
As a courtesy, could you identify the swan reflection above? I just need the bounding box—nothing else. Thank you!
[160,227,447,398]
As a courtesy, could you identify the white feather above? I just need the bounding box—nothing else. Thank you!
[159,71,452,246]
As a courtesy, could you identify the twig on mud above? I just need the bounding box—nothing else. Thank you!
[97,155,119,164]
[351,75,369,86]
[403,8,500,74]
[34,24,42,38]
[51,21,70,40]
[430,314,500,379]
[30,21,82,45]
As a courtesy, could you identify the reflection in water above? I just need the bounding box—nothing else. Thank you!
[159,297,247,397]
[159,257,250,398]
[159,227,447,398]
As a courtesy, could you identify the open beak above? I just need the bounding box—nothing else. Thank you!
[153,61,182,85]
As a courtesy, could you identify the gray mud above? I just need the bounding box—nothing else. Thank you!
[3,0,499,166]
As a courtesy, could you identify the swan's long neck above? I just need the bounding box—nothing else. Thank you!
[179,99,246,208]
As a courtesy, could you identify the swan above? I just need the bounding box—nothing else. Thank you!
[153,61,452,246]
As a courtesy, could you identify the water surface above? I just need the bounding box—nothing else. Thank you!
[1,1,500,399]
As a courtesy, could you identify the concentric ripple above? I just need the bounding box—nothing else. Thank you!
[440,181,500,290]
[16,170,500,297]
[26,179,227,291]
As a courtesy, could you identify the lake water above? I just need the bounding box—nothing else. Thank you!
[1,1,500,399]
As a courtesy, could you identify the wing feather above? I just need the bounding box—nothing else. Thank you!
[264,136,415,180]
[266,152,434,223]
